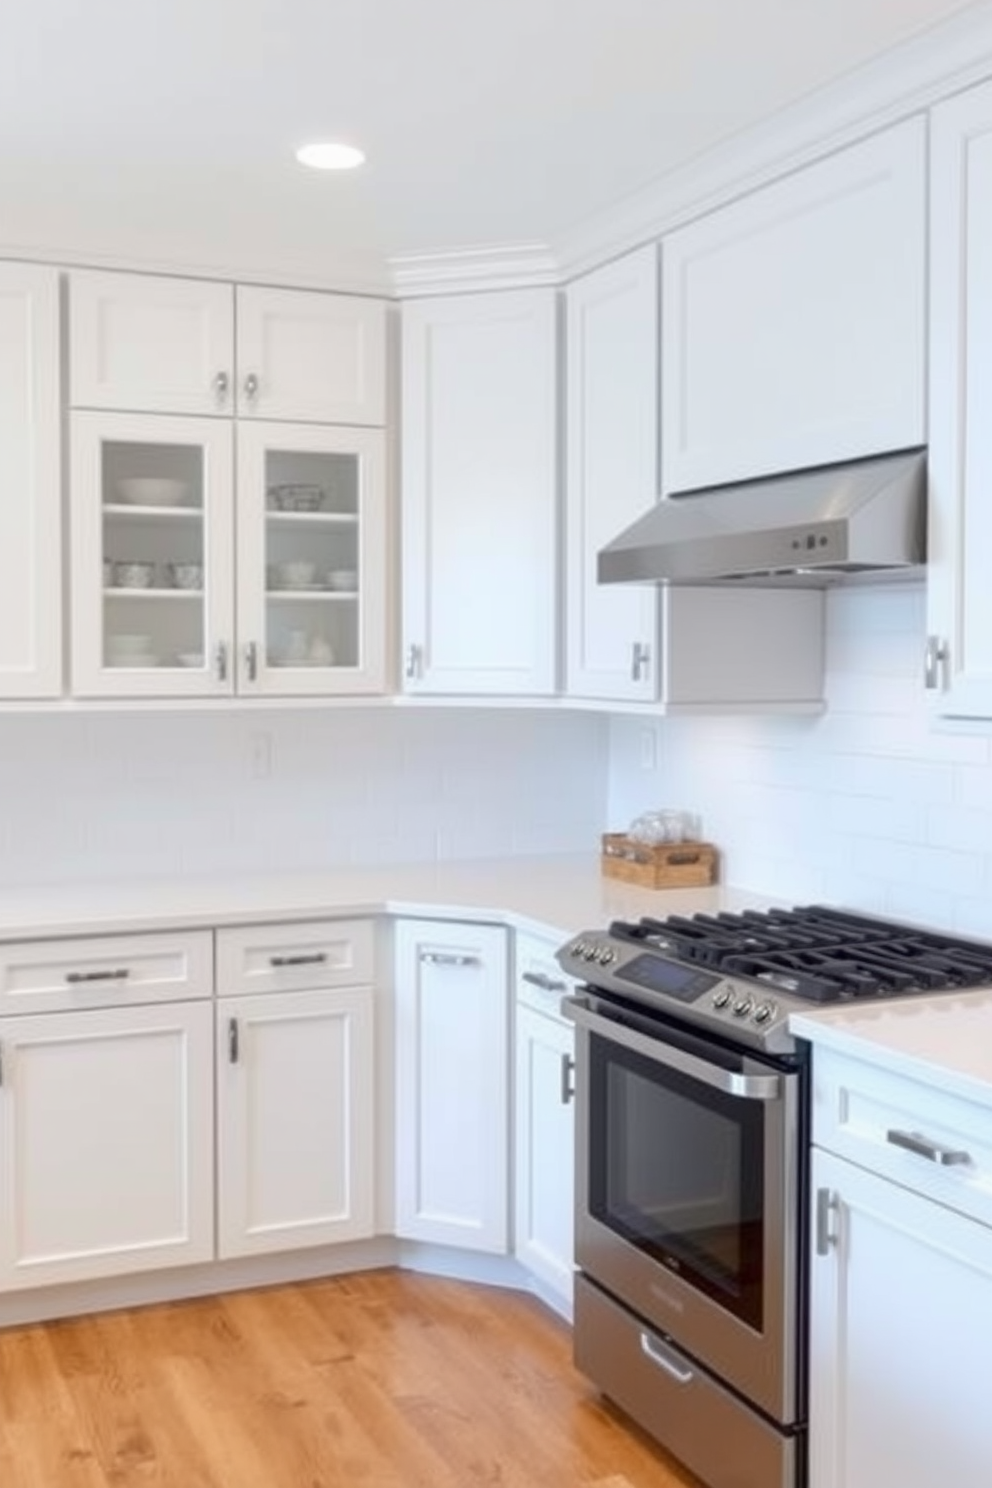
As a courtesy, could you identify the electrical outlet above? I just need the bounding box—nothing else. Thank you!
[250,732,273,779]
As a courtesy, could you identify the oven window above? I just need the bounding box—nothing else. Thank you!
[589,1031,765,1330]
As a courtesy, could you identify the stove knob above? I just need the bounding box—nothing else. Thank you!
[712,989,732,1009]
[597,947,616,965]
[732,996,754,1018]
[753,1001,777,1025]
[583,944,599,962]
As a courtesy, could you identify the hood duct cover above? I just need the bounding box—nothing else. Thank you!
[598,447,928,588]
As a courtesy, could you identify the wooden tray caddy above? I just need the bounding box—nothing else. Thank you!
[601,833,718,889]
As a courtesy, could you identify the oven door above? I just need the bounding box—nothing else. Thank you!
[566,992,804,1426]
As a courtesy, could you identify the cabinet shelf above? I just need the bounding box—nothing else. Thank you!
[103,587,203,600]
[103,504,203,521]
[266,589,357,601]
[264,511,359,528]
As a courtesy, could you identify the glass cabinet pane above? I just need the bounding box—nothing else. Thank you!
[263,447,361,671]
[101,440,207,671]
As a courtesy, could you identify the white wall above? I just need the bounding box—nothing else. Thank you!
[608,583,992,938]
[0,707,608,889]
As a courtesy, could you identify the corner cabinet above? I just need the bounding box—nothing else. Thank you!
[393,919,508,1252]
[661,117,926,492]
[808,1046,992,1488]
[215,920,376,1257]
[565,248,825,711]
[0,263,62,699]
[927,79,992,719]
[400,290,558,695]
[0,931,214,1291]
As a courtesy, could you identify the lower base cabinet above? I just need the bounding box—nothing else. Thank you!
[393,919,509,1252]
[0,1000,214,1289]
[217,987,375,1257]
[810,1146,992,1487]
[514,1004,574,1304]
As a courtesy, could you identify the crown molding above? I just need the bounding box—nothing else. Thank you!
[0,239,394,297]
[388,242,560,296]
[554,3,992,281]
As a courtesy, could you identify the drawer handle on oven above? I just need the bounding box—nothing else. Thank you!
[522,971,567,994]
[269,953,328,969]
[886,1128,971,1167]
[65,968,131,985]
[563,997,782,1101]
[639,1331,694,1385]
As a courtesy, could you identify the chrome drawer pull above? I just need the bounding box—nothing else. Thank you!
[269,953,329,968]
[228,1017,239,1064]
[886,1128,971,1167]
[65,968,130,984]
[560,1052,575,1106]
[639,1332,694,1385]
[522,970,567,994]
[815,1187,838,1256]
[419,952,481,967]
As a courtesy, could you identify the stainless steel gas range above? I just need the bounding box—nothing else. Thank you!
[557,904,992,1488]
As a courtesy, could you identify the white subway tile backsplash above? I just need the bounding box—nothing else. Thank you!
[608,585,992,931]
[0,707,607,890]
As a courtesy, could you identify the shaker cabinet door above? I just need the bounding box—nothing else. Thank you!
[928,78,992,718]
[235,286,387,426]
[0,263,61,698]
[401,290,558,695]
[69,269,235,416]
[662,117,926,492]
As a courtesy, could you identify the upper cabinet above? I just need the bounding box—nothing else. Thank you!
[70,271,387,426]
[400,289,558,695]
[0,263,62,699]
[565,247,825,712]
[565,246,660,703]
[927,80,992,719]
[661,118,927,493]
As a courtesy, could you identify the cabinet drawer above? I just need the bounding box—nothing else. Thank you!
[0,931,213,1014]
[216,919,374,995]
[515,931,576,1018]
[813,1046,992,1227]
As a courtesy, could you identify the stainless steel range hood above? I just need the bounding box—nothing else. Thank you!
[598,447,928,587]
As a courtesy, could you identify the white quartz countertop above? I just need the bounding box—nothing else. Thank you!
[790,991,992,1109]
[0,854,783,946]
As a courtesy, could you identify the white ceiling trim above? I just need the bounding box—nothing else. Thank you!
[384,2,992,295]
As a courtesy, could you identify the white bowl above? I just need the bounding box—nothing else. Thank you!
[176,652,204,668]
[116,477,190,507]
[326,569,358,591]
[276,560,317,587]
[107,632,153,657]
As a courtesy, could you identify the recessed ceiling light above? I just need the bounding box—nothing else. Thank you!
[296,141,366,171]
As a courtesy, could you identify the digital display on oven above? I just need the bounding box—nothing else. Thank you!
[616,953,716,1002]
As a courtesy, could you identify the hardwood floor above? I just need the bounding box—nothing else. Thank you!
[0,1269,703,1488]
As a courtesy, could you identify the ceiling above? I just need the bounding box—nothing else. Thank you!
[0,0,982,287]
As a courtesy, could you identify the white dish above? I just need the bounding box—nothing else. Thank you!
[268,581,329,593]
[176,653,204,668]
[326,569,358,591]
[116,478,190,507]
[107,654,159,669]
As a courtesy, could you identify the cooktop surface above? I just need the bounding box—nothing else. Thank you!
[557,905,992,1053]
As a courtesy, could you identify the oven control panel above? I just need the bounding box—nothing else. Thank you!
[559,932,791,1049]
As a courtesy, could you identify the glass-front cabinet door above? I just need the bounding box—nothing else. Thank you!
[235,422,386,696]
[70,411,235,697]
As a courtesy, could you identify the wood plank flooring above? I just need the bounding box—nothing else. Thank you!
[0,1268,703,1488]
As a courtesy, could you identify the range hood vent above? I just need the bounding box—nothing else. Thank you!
[598,447,928,588]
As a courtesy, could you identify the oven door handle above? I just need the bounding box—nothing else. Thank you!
[562,996,782,1101]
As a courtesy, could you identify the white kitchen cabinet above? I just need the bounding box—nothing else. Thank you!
[565,246,660,703]
[927,79,992,719]
[0,262,62,699]
[808,1044,992,1488]
[0,929,214,1291]
[514,931,575,1308]
[401,290,558,695]
[393,919,508,1251]
[565,247,826,711]
[69,411,386,697]
[70,270,386,426]
[661,118,926,494]
[215,920,376,1257]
